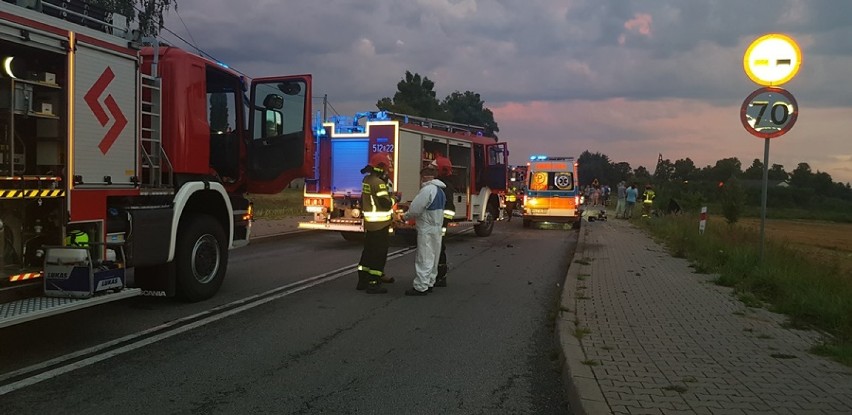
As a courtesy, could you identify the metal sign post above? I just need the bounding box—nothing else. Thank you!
[741,33,802,261]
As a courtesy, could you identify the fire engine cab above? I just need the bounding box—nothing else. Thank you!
[0,0,314,328]
[299,111,508,240]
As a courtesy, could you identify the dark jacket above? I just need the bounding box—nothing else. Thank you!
[361,170,394,231]
[437,174,456,227]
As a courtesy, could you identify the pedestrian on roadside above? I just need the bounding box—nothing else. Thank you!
[435,156,455,287]
[402,162,446,296]
[615,181,627,219]
[625,183,639,219]
[356,153,395,294]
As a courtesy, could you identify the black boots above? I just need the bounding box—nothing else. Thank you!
[366,280,388,294]
[356,273,369,290]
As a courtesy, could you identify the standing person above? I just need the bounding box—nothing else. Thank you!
[625,183,639,219]
[356,153,395,294]
[504,185,518,222]
[402,163,446,296]
[642,184,656,218]
[435,156,455,287]
[615,181,627,219]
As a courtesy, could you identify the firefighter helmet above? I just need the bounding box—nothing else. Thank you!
[435,156,453,175]
[369,153,391,170]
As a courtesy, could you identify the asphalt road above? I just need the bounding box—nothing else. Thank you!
[0,220,577,414]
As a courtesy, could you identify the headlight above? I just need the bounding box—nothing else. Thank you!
[351,208,361,218]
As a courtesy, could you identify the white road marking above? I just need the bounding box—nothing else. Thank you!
[0,247,414,396]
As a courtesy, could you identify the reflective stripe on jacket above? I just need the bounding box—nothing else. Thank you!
[362,172,394,231]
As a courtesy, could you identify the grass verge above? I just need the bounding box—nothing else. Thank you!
[636,214,852,367]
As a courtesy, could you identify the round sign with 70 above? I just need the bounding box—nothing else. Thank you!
[740,87,798,139]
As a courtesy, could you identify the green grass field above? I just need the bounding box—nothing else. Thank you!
[636,213,852,367]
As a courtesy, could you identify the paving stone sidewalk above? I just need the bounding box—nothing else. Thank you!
[558,217,852,415]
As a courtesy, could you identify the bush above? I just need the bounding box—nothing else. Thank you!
[719,177,746,224]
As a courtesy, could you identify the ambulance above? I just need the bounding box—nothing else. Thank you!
[522,155,581,228]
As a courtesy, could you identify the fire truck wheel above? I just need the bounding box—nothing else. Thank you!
[175,214,228,302]
[474,203,498,237]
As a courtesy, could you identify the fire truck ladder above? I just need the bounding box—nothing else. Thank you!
[140,73,172,188]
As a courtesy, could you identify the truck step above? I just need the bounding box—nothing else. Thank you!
[0,288,142,329]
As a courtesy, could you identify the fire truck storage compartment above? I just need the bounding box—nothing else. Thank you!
[331,138,368,195]
[0,37,68,178]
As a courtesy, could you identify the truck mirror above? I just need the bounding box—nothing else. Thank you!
[263,110,283,137]
[277,81,301,96]
[263,93,284,110]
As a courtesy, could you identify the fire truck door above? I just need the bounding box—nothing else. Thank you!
[246,75,313,194]
[484,142,508,191]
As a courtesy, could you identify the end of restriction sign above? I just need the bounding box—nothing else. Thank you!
[740,87,798,139]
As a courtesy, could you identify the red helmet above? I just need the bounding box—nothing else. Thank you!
[369,153,391,169]
[435,156,453,175]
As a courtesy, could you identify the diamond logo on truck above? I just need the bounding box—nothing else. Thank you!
[84,67,128,154]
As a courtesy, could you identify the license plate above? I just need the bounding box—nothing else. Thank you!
[531,209,548,214]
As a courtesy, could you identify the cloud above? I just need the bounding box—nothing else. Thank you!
[160,0,852,184]
[619,12,653,45]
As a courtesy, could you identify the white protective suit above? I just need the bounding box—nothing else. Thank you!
[403,179,447,292]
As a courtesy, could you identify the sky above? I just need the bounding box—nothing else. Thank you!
[161,0,852,184]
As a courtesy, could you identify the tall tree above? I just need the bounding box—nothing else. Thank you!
[768,164,789,181]
[441,91,499,138]
[672,158,696,183]
[633,166,651,182]
[578,151,613,187]
[376,71,443,119]
[709,157,742,183]
[653,158,674,183]
[789,162,813,188]
[91,0,177,38]
[743,158,764,180]
[612,162,632,183]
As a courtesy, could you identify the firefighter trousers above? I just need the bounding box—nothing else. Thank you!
[358,225,390,281]
[437,235,448,280]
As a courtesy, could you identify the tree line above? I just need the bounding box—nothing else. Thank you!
[577,150,852,219]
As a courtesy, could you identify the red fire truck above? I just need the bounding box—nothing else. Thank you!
[299,111,508,240]
[0,1,314,327]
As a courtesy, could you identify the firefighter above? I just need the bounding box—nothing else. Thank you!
[402,162,446,296]
[435,156,455,287]
[356,153,395,294]
[505,185,518,221]
[642,184,656,218]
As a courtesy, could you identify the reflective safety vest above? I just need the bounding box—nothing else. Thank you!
[643,189,656,203]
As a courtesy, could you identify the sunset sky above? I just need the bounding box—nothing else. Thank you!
[162,0,852,184]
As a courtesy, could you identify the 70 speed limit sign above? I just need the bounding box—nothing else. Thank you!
[740,87,798,139]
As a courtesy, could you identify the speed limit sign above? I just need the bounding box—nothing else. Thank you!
[740,87,798,139]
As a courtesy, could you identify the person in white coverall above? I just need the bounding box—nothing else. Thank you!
[401,164,446,296]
